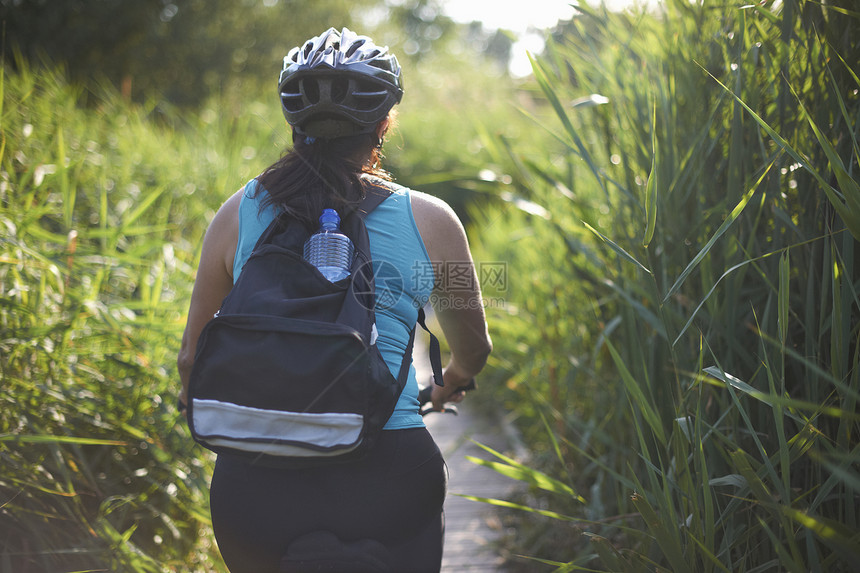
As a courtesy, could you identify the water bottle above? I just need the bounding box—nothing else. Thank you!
[303,209,354,282]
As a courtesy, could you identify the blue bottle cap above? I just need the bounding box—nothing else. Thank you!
[319,209,341,228]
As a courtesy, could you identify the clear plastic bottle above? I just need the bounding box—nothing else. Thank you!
[303,209,354,282]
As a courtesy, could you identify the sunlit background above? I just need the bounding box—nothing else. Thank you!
[437,0,655,76]
[439,0,578,76]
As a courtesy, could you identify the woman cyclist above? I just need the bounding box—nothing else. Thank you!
[177,28,492,572]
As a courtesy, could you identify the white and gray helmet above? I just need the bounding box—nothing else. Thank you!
[279,28,403,138]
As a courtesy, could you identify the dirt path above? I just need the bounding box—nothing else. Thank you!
[415,334,525,572]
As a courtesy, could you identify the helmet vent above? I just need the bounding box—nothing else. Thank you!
[302,78,320,104]
[368,59,389,71]
[353,91,387,111]
[345,39,366,58]
[279,80,304,112]
[331,78,349,103]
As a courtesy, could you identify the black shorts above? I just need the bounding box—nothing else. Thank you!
[209,427,447,572]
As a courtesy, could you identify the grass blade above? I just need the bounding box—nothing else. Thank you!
[529,53,608,197]
[583,221,652,274]
[605,338,666,445]
[663,160,774,304]
[0,435,126,446]
[630,492,688,572]
[643,98,658,247]
[703,366,860,422]
[467,441,585,502]
[780,507,860,562]
[778,250,789,345]
[790,81,860,234]
[699,63,860,240]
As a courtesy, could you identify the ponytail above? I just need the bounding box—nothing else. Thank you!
[255,120,393,226]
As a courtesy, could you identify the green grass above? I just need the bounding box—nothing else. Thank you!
[0,61,266,571]
[468,0,860,570]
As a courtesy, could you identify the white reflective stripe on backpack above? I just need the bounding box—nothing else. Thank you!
[192,398,364,456]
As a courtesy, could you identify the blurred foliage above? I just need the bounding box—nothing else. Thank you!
[0,0,542,221]
[0,0,376,106]
[383,23,540,218]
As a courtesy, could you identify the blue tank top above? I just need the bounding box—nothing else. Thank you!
[232,177,433,430]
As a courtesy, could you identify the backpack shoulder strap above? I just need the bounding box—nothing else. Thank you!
[417,308,445,387]
[355,179,392,218]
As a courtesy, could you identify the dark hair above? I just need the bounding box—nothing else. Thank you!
[254,123,393,227]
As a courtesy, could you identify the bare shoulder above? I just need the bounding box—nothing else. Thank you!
[215,187,245,222]
[203,186,245,277]
[409,190,469,262]
[207,187,244,246]
[409,189,457,220]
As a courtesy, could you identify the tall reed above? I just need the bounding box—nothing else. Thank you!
[470,0,860,570]
[0,61,273,571]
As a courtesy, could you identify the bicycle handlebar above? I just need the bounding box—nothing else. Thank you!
[418,378,476,416]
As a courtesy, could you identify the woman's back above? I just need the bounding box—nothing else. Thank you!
[233,177,434,429]
[177,27,491,572]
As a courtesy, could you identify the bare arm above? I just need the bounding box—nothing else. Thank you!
[177,188,243,407]
[411,191,492,410]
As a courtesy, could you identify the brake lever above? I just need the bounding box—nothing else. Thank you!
[418,378,476,416]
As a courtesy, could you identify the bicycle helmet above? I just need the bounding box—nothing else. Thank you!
[279,28,403,138]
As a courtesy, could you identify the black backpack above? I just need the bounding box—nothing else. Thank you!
[187,181,443,467]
